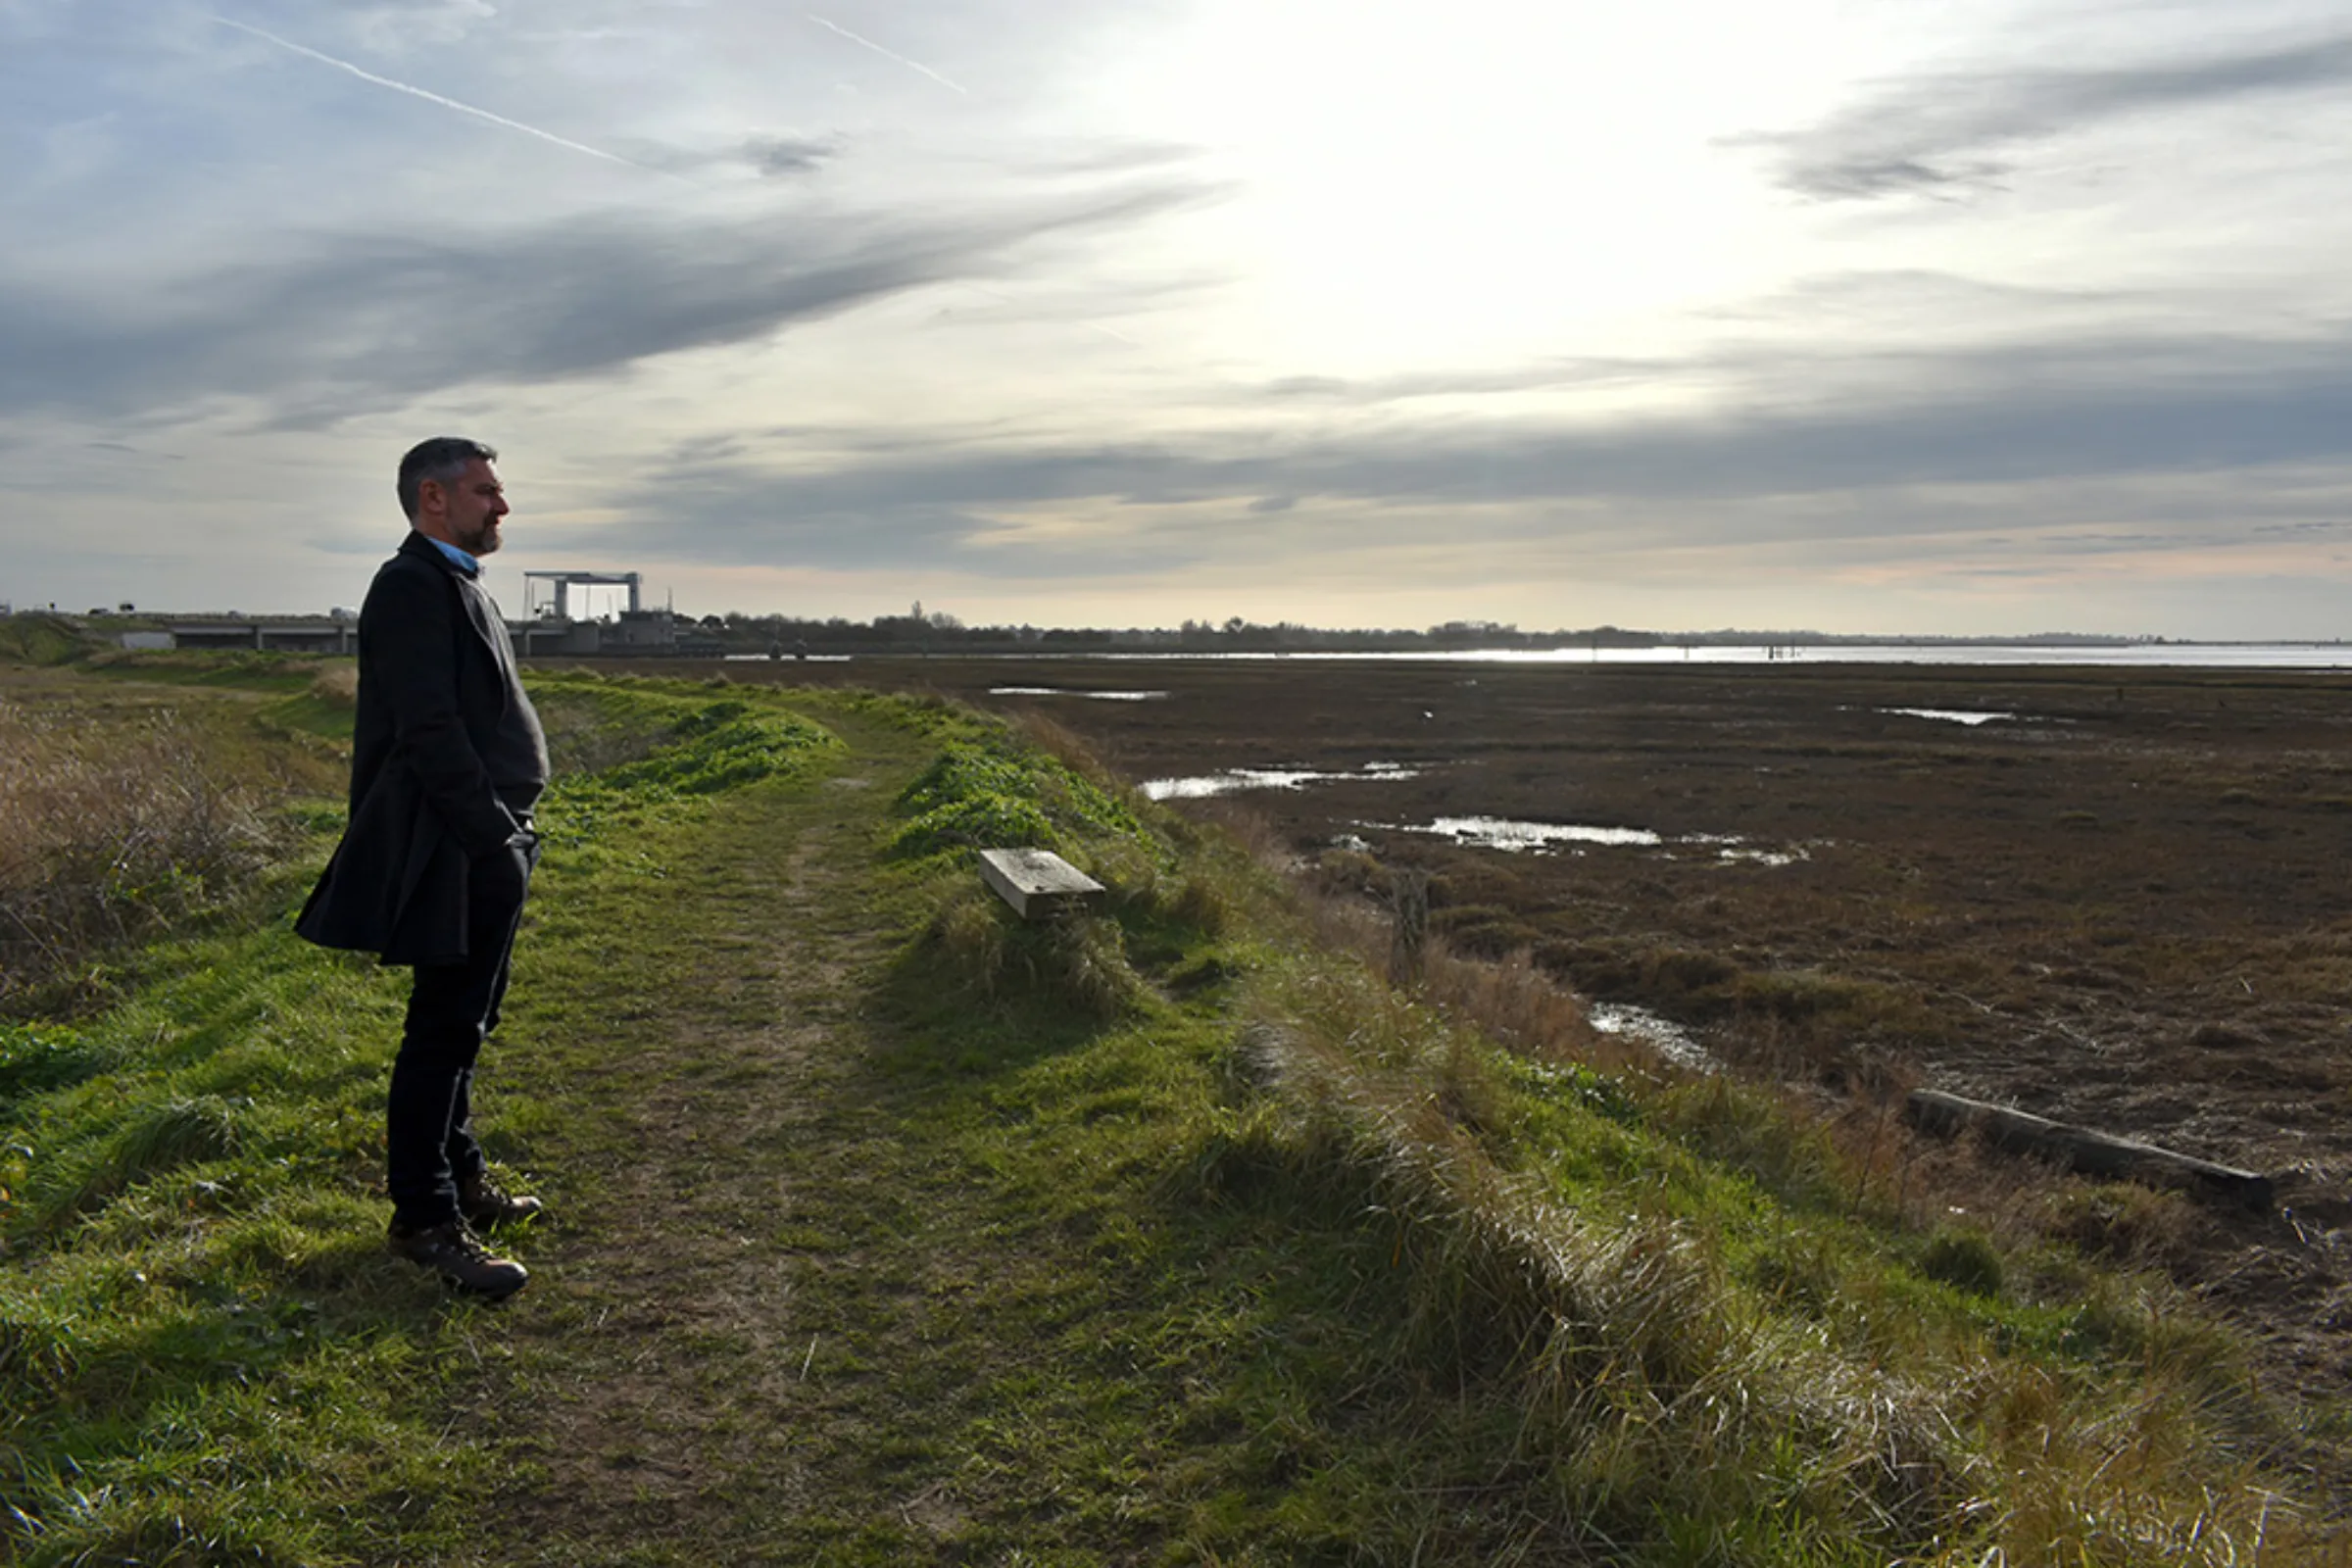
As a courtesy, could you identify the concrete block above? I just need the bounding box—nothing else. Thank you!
[978,848,1106,919]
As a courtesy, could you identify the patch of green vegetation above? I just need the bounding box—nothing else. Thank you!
[594,697,835,796]
[889,730,1154,864]
[1920,1224,2007,1297]
[250,666,361,746]
[0,614,99,665]
[254,692,359,742]
[0,1023,106,1105]
[0,907,501,1564]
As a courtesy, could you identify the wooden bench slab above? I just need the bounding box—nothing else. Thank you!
[978,848,1106,919]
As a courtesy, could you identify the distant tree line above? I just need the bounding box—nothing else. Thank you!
[685,611,2152,657]
[690,612,1690,656]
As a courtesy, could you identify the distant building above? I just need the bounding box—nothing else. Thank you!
[510,566,707,658]
[167,615,354,654]
[514,607,700,657]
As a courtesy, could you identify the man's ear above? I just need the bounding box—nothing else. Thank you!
[416,479,443,519]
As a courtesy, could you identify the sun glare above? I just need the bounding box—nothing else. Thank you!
[1082,0,1888,374]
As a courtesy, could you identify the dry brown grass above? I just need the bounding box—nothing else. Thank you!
[0,699,282,1010]
[307,663,359,708]
[923,885,1145,1022]
[1281,840,1654,1081]
[1007,710,1127,793]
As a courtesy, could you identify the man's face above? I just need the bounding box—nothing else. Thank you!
[423,458,509,556]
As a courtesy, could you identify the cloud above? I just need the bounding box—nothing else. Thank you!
[1700,269,2132,325]
[0,175,1210,426]
[1254,357,1670,405]
[2252,517,2352,536]
[1742,31,2352,200]
[1029,142,1201,178]
[534,318,2352,577]
[743,133,837,176]
[346,0,497,54]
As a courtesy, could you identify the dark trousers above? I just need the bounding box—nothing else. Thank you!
[387,836,536,1229]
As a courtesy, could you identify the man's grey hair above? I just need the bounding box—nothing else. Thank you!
[397,437,499,521]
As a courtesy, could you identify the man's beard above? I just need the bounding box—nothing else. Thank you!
[456,520,503,556]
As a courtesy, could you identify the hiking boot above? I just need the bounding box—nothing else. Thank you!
[388,1218,529,1298]
[457,1171,545,1230]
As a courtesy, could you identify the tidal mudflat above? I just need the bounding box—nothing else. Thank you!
[600,653,2352,1406]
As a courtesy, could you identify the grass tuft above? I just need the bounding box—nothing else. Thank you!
[32,1096,245,1235]
[922,889,1145,1021]
[307,663,358,709]
[0,1022,108,1103]
[1920,1225,2006,1296]
[890,733,1152,863]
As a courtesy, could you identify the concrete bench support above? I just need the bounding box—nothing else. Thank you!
[1904,1089,2274,1210]
[978,848,1106,920]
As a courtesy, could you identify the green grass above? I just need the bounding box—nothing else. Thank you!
[1,662,2342,1566]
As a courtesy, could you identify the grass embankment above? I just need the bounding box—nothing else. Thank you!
[2,663,2343,1564]
[0,616,102,668]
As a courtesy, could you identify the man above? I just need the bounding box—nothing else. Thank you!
[297,437,550,1298]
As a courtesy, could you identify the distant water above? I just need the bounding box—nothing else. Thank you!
[1092,644,2352,669]
[1142,761,1420,800]
[1878,708,2016,724]
[723,644,2352,669]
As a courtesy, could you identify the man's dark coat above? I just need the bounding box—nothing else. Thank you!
[296,533,532,966]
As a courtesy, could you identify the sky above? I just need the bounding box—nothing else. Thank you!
[4,0,2351,637]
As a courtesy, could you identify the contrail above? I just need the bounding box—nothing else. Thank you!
[211,14,652,171]
[806,14,968,95]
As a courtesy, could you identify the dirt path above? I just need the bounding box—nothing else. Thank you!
[464,716,987,1565]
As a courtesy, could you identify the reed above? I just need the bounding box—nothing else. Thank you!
[0,700,281,1011]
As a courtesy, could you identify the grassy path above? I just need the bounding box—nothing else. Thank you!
[458,706,1221,1564]
[474,710,943,1561]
